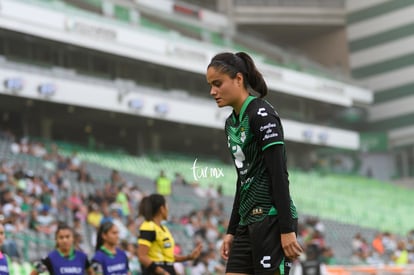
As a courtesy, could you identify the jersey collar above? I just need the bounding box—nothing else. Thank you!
[233,95,256,123]
[100,245,116,258]
[57,247,75,260]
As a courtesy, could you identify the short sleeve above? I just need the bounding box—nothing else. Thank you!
[84,254,91,269]
[41,256,53,274]
[91,261,103,274]
[138,222,156,247]
[251,104,284,151]
[91,252,104,274]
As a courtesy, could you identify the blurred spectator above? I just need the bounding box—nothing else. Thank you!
[293,244,328,275]
[372,232,384,256]
[110,169,125,185]
[77,163,94,183]
[35,205,56,234]
[89,189,105,206]
[206,248,225,274]
[320,246,336,265]
[383,232,397,263]
[155,170,172,196]
[122,241,141,275]
[30,142,47,158]
[173,172,187,186]
[2,198,21,218]
[393,240,409,265]
[2,213,23,258]
[115,185,130,218]
[352,233,363,253]
[103,182,117,203]
[74,231,90,255]
[68,191,83,213]
[68,151,81,171]
[109,205,128,241]
[189,251,208,275]
[87,203,102,229]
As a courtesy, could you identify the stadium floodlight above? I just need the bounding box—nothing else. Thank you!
[128,99,144,111]
[38,83,57,98]
[154,103,169,115]
[3,77,24,93]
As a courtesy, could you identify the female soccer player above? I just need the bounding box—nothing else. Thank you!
[137,194,202,275]
[91,221,130,275]
[30,223,93,275]
[206,52,303,275]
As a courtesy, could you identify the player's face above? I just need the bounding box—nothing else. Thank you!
[160,204,168,220]
[0,224,4,246]
[56,229,74,252]
[207,67,243,109]
[103,225,119,246]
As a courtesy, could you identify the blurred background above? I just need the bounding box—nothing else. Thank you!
[0,0,413,274]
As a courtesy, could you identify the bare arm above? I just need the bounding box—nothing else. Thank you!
[137,244,169,275]
[174,243,202,262]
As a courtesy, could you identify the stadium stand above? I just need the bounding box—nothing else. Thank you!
[2,132,413,268]
[53,141,414,235]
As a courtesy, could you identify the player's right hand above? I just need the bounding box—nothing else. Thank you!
[220,234,234,260]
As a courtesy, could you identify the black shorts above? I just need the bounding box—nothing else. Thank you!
[141,262,176,275]
[226,216,297,275]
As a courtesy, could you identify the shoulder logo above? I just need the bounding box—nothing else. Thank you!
[257,108,268,117]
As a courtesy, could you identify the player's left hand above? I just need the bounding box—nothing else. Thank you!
[281,232,303,259]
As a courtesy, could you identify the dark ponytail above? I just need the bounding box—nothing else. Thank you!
[207,51,268,98]
[95,221,115,251]
[235,52,268,98]
[138,194,166,221]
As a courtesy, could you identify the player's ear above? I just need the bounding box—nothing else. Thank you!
[235,72,244,87]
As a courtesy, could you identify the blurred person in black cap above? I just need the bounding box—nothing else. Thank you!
[292,244,328,275]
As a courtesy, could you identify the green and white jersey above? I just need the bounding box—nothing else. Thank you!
[225,95,297,226]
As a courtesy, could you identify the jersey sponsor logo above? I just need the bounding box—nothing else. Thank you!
[240,176,253,187]
[260,122,278,141]
[231,145,245,169]
[257,108,268,117]
[0,265,8,272]
[239,168,248,175]
[252,207,263,215]
[260,255,271,268]
[59,267,82,274]
[107,263,126,272]
[263,132,278,141]
[259,122,276,132]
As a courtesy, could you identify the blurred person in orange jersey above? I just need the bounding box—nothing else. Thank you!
[372,232,384,256]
